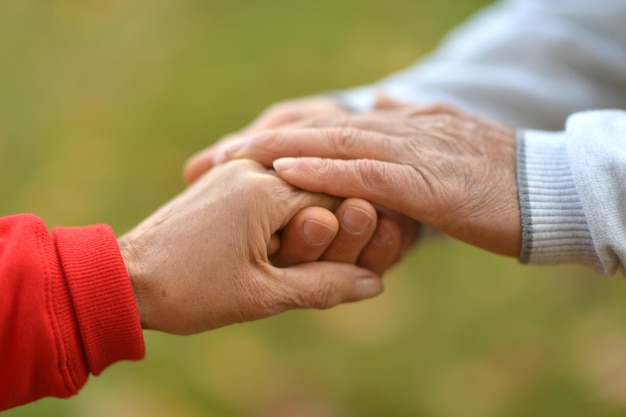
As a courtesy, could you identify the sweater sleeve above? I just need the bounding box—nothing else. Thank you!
[332,0,626,130]
[0,214,144,411]
[517,110,626,274]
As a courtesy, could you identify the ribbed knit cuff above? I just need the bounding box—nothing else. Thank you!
[517,129,601,268]
[53,225,145,376]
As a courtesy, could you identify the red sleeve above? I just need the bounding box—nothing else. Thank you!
[0,214,145,411]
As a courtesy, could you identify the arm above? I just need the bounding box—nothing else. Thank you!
[120,160,383,334]
[335,0,626,129]
[184,0,626,259]
[184,98,414,271]
[0,214,143,410]
[187,0,626,177]
[204,104,626,274]
[1,160,386,411]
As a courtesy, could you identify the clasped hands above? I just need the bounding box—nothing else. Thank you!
[120,97,521,336]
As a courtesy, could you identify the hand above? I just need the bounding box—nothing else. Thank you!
[183,96,417,266]
[196,102,521,257]
[117,160,384,335]
[269,198,405,277]
[184,97,347,184]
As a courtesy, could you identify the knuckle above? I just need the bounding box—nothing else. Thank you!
[252,172,293,203]
[298,158,341,193]
[252,129,280,152]
[317,158,339,178]
[327,127,361,157]
[426,102,461,115]
[407,102,462,118]
[270,175,300,201]
[354,159,392,191]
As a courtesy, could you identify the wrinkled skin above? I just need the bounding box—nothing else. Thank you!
[185,97,419,265]
[188,100,521,257]
[118,160,386,335]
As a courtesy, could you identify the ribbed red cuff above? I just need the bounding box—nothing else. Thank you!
[53,225,145,376]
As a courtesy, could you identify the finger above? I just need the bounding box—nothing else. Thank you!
[184,134,245,184]
[321,198,376,263]
[264,173,342,234]
[274,262,383,309]
[206,159,342,236]
[190,124,397,174]
[228,110,493,168]
[271,207,339,267]
[245,99,346,132]
[357,215,403,276]
[184,99,348,183]
[375,206,421,253]
[184,147,216,184]
[273,157,422,221]
[226,127,405,168]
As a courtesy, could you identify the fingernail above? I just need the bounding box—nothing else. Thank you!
[341,207,374,234]
[372,222,393,245]
[353,277,383,300]
[273,157,297,172]
[302,220,336,246]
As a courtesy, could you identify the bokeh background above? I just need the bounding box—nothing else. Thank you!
[3,1,626,416]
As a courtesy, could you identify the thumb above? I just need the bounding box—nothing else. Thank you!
[277,262,383,309]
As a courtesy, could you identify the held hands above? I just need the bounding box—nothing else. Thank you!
[118,160,390,335]
[187,100,521,257]
[184,97,419,262]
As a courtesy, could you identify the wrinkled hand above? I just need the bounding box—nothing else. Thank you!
[268,197,404,277]
[190,102,521,257]
[117,160,384,335]
[184,96,418,262]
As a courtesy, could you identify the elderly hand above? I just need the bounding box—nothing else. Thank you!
[268,197,404,277]
[185,97,418,265]
[118,160,385,335]
[188,103,521,257]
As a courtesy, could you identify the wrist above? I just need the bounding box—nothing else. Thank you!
[117,235,151,330]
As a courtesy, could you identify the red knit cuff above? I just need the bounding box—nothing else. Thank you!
[53,225,145,376]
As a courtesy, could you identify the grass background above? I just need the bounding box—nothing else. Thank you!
[3,1,626,416]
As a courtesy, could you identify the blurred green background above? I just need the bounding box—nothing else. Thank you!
[3,1,626,416]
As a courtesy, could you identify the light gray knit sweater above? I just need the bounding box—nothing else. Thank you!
[520,112,626,274]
